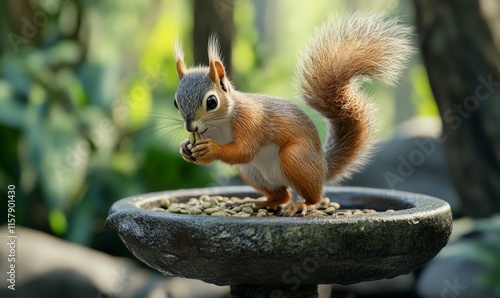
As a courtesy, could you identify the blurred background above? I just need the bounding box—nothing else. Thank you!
[0,0,499,297]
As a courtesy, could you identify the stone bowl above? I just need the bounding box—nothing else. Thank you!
[105,186,452,286]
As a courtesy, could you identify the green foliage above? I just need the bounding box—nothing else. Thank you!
[0,0,214,246]
[411,65,439,116]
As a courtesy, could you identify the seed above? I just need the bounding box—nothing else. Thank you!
[160,198,171,208]
[233,212,251,218]
[204,207,221,215]
[211,211,227,217]
[154,195,389,217]
[189,133,195,146]
[199,195,211,202]
[187,198,199,205]
[325,207,336,215]
[209,197,219,206]
[168,207,181,213]
[189,208,202,215]
[329,202,341,209]
[241,206,254,214]
[211,196,224,203]
[189,132,200,147]
[310,210,326,217]
[231,206,243,212]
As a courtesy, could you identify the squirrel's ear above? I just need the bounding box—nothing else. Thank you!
[175,38,186,79]
[176,59,186,79]
[209,60,226,83]
[207,35,226,84]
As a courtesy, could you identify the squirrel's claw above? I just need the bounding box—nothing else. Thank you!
[191,139,221,164]
[278,202,308,217]
[180,139,197,163]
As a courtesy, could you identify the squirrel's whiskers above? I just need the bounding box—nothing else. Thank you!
[126,111,185,151]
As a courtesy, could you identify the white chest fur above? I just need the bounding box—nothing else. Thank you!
[201,121,233,145]
[239,143,289,189]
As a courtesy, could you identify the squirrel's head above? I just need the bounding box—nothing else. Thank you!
[174,36,234,133]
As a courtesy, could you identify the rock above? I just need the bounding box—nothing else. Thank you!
[417,216,500,298]
[0,226,172,298]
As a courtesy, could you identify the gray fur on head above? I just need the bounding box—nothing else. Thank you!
[175,69,212,121]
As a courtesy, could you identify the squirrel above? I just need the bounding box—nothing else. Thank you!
[173,13,412,216]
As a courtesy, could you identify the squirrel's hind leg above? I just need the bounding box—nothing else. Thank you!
[279,143,325,216]
[236,167,291,210]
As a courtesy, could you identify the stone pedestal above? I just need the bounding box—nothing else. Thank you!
[106,186,452,296]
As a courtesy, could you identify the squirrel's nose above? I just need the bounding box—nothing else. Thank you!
[185,121,199,132]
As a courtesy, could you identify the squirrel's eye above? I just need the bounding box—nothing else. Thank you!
[206,95,218,111]
[174,99,178,109]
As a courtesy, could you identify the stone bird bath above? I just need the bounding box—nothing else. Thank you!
[105,186,452,297]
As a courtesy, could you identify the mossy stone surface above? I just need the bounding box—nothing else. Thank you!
[106,186,452,286]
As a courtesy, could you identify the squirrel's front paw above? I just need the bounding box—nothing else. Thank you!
[191,139,221,164]
[179,139,197,163]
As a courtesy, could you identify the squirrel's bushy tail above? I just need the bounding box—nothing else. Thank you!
[296,13,412,182]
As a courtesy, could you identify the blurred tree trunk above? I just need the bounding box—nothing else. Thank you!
[414,0,500,218]
[193,0,234,76]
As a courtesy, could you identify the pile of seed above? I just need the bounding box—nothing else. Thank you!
[149,195,395,217]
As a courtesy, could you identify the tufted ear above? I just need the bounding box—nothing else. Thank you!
[207,35,226,84]
[209,60,226,84]
[175,38,186,79]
